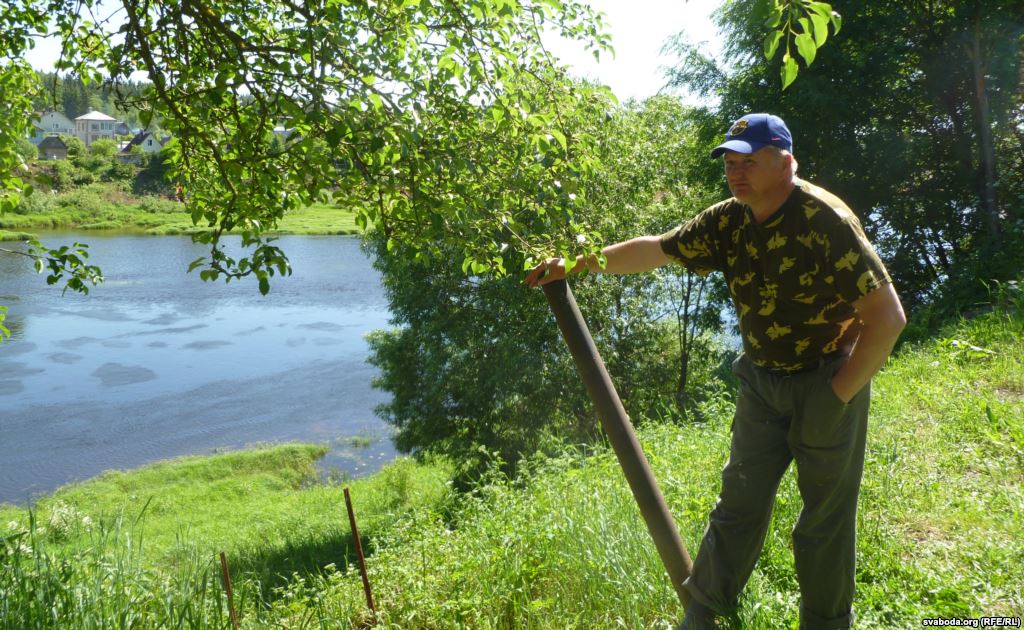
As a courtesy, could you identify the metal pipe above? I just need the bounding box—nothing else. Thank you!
[542,279,693,607]
[344,486,377,617]
[219,551,240,630]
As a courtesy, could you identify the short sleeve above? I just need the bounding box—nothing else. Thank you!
[659,204,729,276]
[826,214,891,303]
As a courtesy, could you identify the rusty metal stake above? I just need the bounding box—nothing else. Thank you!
[542,279,693,607]
[219,551,240,630]
[344,486,377,617]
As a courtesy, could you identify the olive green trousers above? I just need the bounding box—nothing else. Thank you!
[683,353,870,629]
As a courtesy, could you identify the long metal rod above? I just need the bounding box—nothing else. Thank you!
[542,279,693,607]
[219,551,240,630]
[344,486,377,616]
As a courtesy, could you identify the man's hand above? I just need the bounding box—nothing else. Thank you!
[524,257,581,288]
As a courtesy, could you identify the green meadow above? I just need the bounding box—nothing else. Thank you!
[2,302,1022,628]
[0,184,360,238]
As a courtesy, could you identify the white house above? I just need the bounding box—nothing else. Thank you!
[29,111,75,145]
[118,130,169,163]
[75,110,120,147]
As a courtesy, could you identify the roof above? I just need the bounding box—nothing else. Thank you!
[38,136,68,150]
[76,110,118,121]
[121,130,165,152]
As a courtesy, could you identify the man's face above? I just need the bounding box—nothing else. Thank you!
[722,147,788,204]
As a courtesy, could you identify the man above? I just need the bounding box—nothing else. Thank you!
[525,113,906,629]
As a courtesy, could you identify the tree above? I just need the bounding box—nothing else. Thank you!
[366,95,734,478]
[61,134,85,157]
[88,138,118,159]
[665,0,1024,318]
[1,1,842,312]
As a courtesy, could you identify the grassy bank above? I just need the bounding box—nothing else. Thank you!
[0,230,35,242]
[0,184,360,236]
[2,306,1022,628]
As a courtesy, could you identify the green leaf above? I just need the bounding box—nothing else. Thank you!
[763,30,783,59]
[781,53,799,89]
[831,11,842,35]
[809,13,829,47]
[550,129,567,151]
[764,1,784,28]
[795,33,816,67]
[258,276,270,295]
[807,2,832,20]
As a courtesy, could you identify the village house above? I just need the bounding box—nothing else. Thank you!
[37,136,69,161]
[75,110,120,147]
[118,130,169,163]
[29,111,75,145]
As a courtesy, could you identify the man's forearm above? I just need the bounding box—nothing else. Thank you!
[831,317,904,403]
[575,236,671,276]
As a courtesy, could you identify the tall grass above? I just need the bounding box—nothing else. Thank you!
[2,305,1022,628]
[1,446,452,629]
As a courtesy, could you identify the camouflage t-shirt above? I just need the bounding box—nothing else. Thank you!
[659,180,891,372]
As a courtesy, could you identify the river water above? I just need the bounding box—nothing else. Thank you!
[0,232,398,505]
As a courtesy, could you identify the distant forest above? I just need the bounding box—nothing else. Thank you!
[31,71,153,129]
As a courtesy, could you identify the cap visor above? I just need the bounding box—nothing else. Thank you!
[709,139,767,159]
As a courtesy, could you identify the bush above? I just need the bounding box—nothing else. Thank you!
[61,134,85,157]
[71,152,109,178]
[104,159,136,183]
[88,138,118,159]
[54,187,110,217]
[16,137,37,164]
[11,189,55,215]
[49,160,77,191]
[132,154,174,196]
[135,195,181,214]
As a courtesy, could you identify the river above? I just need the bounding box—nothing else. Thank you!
[0,232,397,505]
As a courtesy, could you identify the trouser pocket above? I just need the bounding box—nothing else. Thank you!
[794,364,849,448]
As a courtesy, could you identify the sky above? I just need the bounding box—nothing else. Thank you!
[23,0,724,104]
[543,0,723,103]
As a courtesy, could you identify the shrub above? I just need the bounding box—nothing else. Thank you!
[49,160,77,191]
[88,138,118,159]
[55,188,110,217]
[16,137,37,164]
[136,195,182,215]
[61,134,85,157]
[11,189,55,215]
[104,159,137,183]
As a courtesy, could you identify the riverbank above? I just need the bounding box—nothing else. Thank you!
[2,303,1022,627]
[0,230,35,241]
[0,183,360,237]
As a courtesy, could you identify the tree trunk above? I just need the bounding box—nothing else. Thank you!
[968,21,1001,251]
[674,272,695,417]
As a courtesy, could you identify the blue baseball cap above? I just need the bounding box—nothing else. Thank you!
[709,113,793,158]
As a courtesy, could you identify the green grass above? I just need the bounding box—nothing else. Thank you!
[0,184,361,236]
[0,230,35,241]
[2,307,1022,628]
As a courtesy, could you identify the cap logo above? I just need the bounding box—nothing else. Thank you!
[729,120,749,136]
